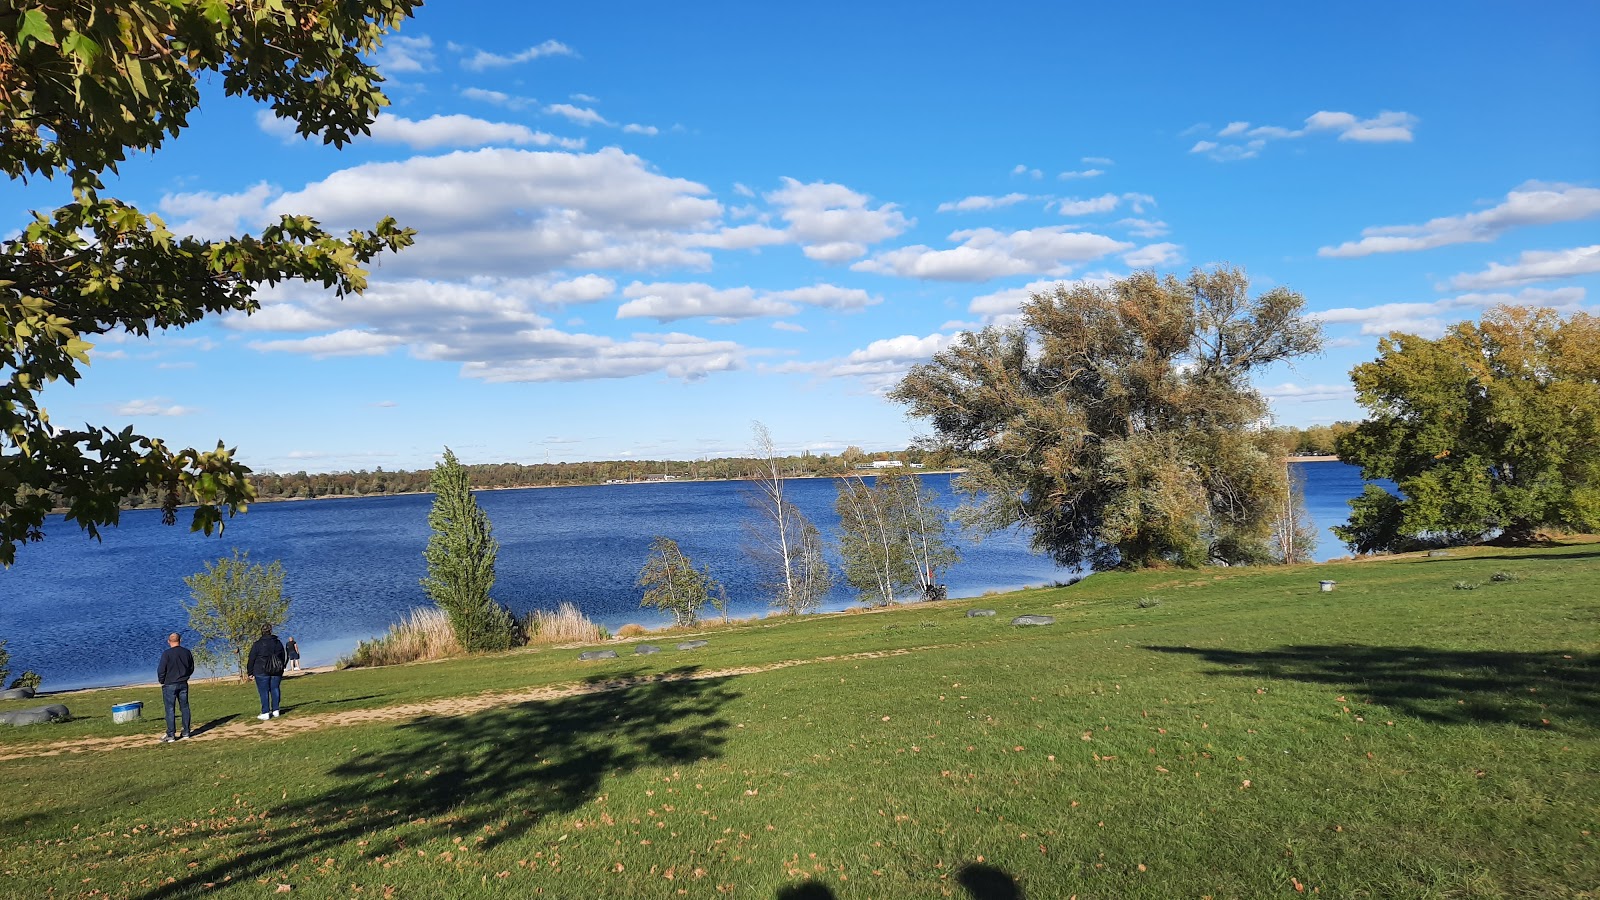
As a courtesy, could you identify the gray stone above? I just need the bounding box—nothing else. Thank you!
[0,687,35,701]
[1010,615,1055,626]
[966,609,997,618]
[578,650,619,661]
[676,640,709,651]
[635,644,661,655]
[0,704,69,726]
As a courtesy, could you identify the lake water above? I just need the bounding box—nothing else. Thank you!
[1,463,1371,690]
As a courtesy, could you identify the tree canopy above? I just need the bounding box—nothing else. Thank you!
[0,0,419,565]
[1335,306,1600,552]
[891,267,1322,570]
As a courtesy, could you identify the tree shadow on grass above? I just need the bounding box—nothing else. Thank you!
[136,666,736,899]
[1146,644,1599,731]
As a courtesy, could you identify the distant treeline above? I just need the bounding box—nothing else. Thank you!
[106,425,1347,509]
[242,445,963,502]
[1282,422,1358,457]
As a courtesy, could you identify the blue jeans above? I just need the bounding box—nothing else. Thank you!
[162,682,191,736]
[254,674,282,714]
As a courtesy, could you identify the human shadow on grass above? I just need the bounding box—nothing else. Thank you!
[135,666,736,900]
[1147,644,1599,730]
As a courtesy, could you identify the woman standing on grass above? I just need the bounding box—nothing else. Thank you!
[246,625,287,720]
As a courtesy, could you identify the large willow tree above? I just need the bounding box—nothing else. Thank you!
[892,267,1322,570]
[1335,305,1600,552]
[0,1,420,565]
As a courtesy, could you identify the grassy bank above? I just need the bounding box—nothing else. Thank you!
[0,542,1595,898]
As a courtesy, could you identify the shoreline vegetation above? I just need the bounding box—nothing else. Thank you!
[1,540,1593,897]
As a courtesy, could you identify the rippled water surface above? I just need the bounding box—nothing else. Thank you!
[2,465,1371,689]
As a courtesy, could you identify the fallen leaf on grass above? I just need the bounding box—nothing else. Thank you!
[275,886,292,894]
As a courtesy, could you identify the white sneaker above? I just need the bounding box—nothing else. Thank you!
[270,710,280,718]
[257,713,271,721]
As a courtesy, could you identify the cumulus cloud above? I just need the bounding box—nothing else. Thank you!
[1082,156,1114,166]
[251,330,405,358]
[115,398,198,417]
[1314,286,1588,338]
[853,226,1131,281]
[1056,193,1123,216]
[769,332,959,390]
[617,283,795,322]
[545,103,609,127]
[1319,183,1600,258]
[1449,245,1600,289]
[1259,382,1355,404]
[688,223,790,250]
[622,123,660,136]
[616,281,881,322]
[1116,217,1170,238]
[447,331,744,383]
[1191,109,1418,160]
[373,35,436,74]
[1058,169,1105,180]
[364,113,584,150]
[461,39,577,71]
[176,147,726,279]
[460,87,536,110]
[765,177,912,262]
[966,274,1118,318]
[1123,242,1184,268]
[937,193,1031,213]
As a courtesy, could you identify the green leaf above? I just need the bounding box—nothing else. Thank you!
[17,9,57,47]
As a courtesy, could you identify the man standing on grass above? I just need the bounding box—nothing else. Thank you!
[247,624,288,721]
[157,633,194,743]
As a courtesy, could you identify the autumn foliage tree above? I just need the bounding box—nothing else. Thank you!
[0,1,420,565]
[892,268,1322,570]
[1335,306,1600,552]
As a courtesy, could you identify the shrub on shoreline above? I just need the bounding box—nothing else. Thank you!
[522,603,605,645]
[341,608,461,669]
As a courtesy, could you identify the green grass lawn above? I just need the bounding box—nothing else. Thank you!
[1,543,1596,898]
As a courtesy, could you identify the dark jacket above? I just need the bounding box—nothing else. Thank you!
[247,634,287,677]
[158,645,195,685]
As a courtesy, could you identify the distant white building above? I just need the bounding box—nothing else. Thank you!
[871,460,905,468]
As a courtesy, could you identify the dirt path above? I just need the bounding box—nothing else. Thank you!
[0,643,971,763]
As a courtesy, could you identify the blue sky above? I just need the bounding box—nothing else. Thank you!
[13,1,1600,472]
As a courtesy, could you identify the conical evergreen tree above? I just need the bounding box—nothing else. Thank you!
[421,448,517,651]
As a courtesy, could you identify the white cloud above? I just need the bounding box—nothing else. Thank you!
[546,103,609,127]
[854,227,1132,282]
[462,39,577,71]
[231,147,724,279]
[772,321,807,333]
[617,283,794,322]
[460,87,536,110]
[1449,245,1600,289]
[615,281,881,321]
[767,283,881,310]
[765,177,912,262]
[770,332,958,386]
[365,113,584,150]
[1057,169,1105,180]
[937,193,1031,213]
[448,331,744,383]
[1260,383,1355,404]
[1056,193,1123,216]
[967,274,1118,318]
[160,181,277,236]
[622,123,660,136]
[1320,183,1600,257]
[1011,164,1043,179]
[115,398,198,417]
[1116,217,1170,238]
[372,400,399,408]
[1192,109,1418,161]
[1314,286,1588,337]
[251,330,404,358]
[1082,157,1115,166]
[373,35,436,74]
[1123,242,1184,268]
[689,223,790,250]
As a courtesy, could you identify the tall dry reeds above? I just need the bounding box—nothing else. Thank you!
[340,607,461,668]
[521,602,605,645]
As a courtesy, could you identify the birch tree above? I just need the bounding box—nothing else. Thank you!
[835,471,960,606]
[744,422,832,614]
[637,536,725,627]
